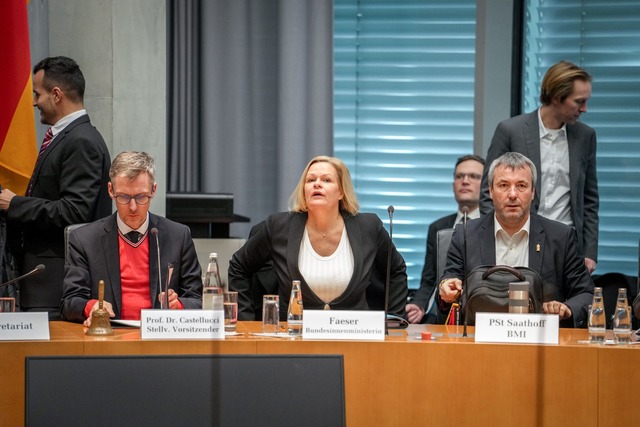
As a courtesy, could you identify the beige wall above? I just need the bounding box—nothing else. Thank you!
[41,0,167,214]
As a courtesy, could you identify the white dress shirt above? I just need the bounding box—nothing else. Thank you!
[494,215,530,267]
[537,109,572,225]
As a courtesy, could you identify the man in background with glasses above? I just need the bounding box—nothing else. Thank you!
[406,154,484,324]
[61,151,202,326]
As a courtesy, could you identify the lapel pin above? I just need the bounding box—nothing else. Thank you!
[536,244,540,252]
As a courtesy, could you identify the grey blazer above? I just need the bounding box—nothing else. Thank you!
[61,213,202,322]
[480,110,599,261]
[439,213,594,327]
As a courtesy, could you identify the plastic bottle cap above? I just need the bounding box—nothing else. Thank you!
[421,331,432,341]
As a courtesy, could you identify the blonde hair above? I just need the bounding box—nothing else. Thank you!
[289,156,359,215]
[109,151,155,182]
[540,61,592,105]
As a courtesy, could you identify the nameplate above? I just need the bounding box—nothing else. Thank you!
[302,310,385,340]
[475,313,559,344]
[140,309,224,339]
[0,312,50,341]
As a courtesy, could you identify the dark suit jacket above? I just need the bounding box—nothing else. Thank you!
[439,213,594,327]
[480,109,599,261]
[7,115,111,314]
[411,213,456,310]
[60,213,202,322]
[228,211,408,320]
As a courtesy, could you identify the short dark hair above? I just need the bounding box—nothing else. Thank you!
[454,154,485,170]
[33,56,85,103]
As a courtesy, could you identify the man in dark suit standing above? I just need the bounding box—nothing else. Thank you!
[61,151,202,326]
[0,56,111,319]
[406,154,484,324]
[440,152,594,328]
[480,61,598,274]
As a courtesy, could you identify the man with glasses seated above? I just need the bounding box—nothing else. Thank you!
[406,154,485,324]
[61,151,202,326]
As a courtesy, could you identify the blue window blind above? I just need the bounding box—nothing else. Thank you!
[334,0,476,289]
[523,0,640,276]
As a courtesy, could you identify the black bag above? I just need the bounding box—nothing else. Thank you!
[463,265,543,325]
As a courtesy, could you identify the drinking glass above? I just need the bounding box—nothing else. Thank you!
[262,295,279,334]
[223,291,238,332]
[0,297,16,313]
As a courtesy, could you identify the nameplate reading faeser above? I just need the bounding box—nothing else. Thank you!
[303,310,385,340]
[0,312,50,341]
[475,313,559,344]
[140,309,224,339]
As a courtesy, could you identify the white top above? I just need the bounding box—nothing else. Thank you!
[537,109,572,225]
[494,215,530,267]
[298,227,354,305]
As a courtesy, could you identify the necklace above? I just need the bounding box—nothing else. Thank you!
[312,216,342,239]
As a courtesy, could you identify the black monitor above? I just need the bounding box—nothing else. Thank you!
[26,354,345,427]
[165,192,250,237]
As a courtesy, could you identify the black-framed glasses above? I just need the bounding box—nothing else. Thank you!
[113,194,153,205]
[454,173,482,181]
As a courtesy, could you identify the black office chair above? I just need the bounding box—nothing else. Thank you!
[64,223,87,263]
[436,228,454,282]
[433,228,454,324]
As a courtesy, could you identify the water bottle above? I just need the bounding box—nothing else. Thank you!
[202,253,223,310]
[587,287,605,343]
[287,280,303,336]
[612,288,631,344]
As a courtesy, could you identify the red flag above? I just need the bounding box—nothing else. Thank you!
[0,0,37,195]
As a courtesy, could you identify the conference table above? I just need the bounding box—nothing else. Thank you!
[1,321,639,426]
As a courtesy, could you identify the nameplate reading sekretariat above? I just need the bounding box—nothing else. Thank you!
[0,312,50,341]
[302,310,385,340]
[140,309,224,339]
[475,312,559,344]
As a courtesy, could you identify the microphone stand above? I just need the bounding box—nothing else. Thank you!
[151,228,169,310]
[384,205,394,335]
[461,206,469,337]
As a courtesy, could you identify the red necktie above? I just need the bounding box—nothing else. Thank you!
[37,128,54,158]
[26,128,54,196]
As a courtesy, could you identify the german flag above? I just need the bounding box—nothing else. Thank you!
[0,0,37,195]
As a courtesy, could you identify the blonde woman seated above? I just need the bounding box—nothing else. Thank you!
[229,156,408,320]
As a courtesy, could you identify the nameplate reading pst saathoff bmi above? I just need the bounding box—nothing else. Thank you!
[475,312,559,344]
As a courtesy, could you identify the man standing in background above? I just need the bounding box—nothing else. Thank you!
[480,61,598,273]
[0,56,111,319]
[406,154,484,324]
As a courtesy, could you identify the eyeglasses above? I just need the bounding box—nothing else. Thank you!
[113,194,153,205]
[454,173,482,181]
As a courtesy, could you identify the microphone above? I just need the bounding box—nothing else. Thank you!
[0,264,45,289]
[151,228,169,310]
[384,206,408,331]
[460,206,469,337]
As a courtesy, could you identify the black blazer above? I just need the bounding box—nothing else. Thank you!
[61,213,202,322]
[411,213,456,310]
[480,109,599,261]
[439,213,594,327]
[229,211,408,320]
[8,115,112,312]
